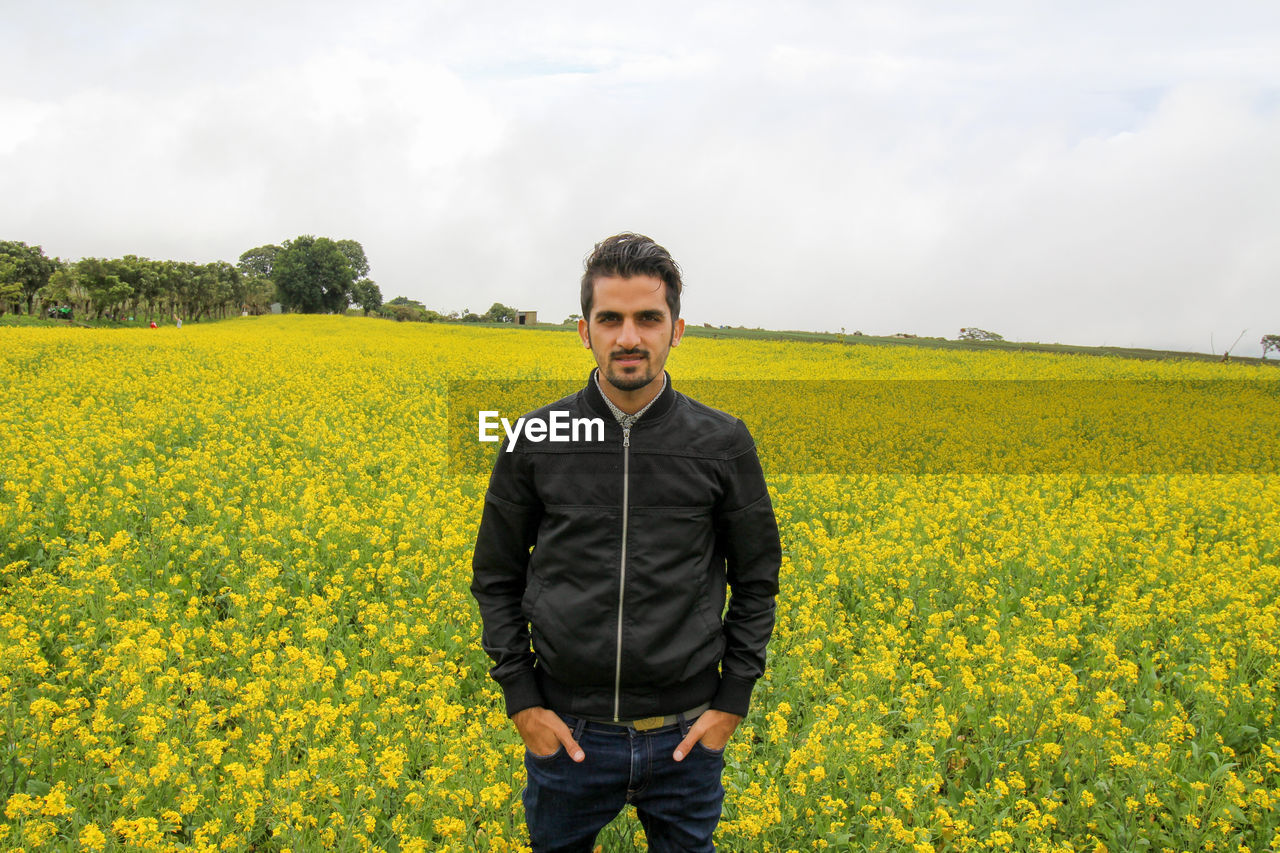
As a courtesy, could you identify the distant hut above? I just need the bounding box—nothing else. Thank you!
[516,310,537,326]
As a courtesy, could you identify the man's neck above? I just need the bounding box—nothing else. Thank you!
[596,370,665,415]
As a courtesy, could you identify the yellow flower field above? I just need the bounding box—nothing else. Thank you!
[1,315,1278,852]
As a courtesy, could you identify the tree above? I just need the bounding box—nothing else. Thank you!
[238,244,281,280]
[335,239,370,280]
[242,276,275,314]
[0,241,57,315]
[1262,334,1280,359]
[0,256,20,313]
[386,303,416,322]
[386,295,425,310]
[351,278,383,315]
[103,255,158,320]
[273,235,356,313]
[41,267,85,313]
[75,258,133,318]
[189,261,241,321]
[221,261,250,317]
[483,302,517,323]
[153,260,192,318]
[133,257,166,319]
[382,295,443,322]
[238,245,281,312]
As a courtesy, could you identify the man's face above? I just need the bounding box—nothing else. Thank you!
[578,274,685,393]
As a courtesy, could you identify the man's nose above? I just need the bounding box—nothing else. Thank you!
[618,318,641,348]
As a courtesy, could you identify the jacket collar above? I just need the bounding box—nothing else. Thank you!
[584,367,676,422]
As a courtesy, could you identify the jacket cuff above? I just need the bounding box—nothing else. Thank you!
[710,674,756,717]
[501,669,545,717]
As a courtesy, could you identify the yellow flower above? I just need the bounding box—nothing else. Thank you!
[78,823,107,850]
[1,315,1276,853]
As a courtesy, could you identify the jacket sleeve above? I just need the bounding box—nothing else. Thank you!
[470,444,546,716]
[710,419,782,717]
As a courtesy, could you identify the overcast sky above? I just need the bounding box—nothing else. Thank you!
[3,1,1278,355]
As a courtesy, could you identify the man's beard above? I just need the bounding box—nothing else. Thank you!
[606,370,653,391]
[605,352,654,391]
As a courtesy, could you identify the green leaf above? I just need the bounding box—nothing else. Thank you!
[1208,760,1238,782]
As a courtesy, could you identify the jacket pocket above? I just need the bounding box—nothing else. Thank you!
[622,507,723,683]
[520,571,546,618]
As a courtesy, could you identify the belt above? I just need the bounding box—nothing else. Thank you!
[579,702,712,732]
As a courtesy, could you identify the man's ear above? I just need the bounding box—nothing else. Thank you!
[578,317,591,348]
[671,317,685,346]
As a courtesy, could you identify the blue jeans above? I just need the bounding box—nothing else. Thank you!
[523,712,726,852]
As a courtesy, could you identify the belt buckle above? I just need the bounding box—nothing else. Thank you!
[630,715,666,731]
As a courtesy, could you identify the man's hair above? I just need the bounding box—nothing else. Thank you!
[580,233,682,321]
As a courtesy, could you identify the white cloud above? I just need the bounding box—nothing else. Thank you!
[921,83,1280,350]
[2,47,505,261]
[2,1,1278,354]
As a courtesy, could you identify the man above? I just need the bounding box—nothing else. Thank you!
[471,233,782,851]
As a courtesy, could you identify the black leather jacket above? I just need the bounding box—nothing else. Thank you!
[471,369,782,721]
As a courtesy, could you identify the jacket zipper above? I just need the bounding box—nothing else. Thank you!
[614,424,630,721]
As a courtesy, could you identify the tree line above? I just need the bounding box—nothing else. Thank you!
[0,236,383,321]
[381,297,522,324]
